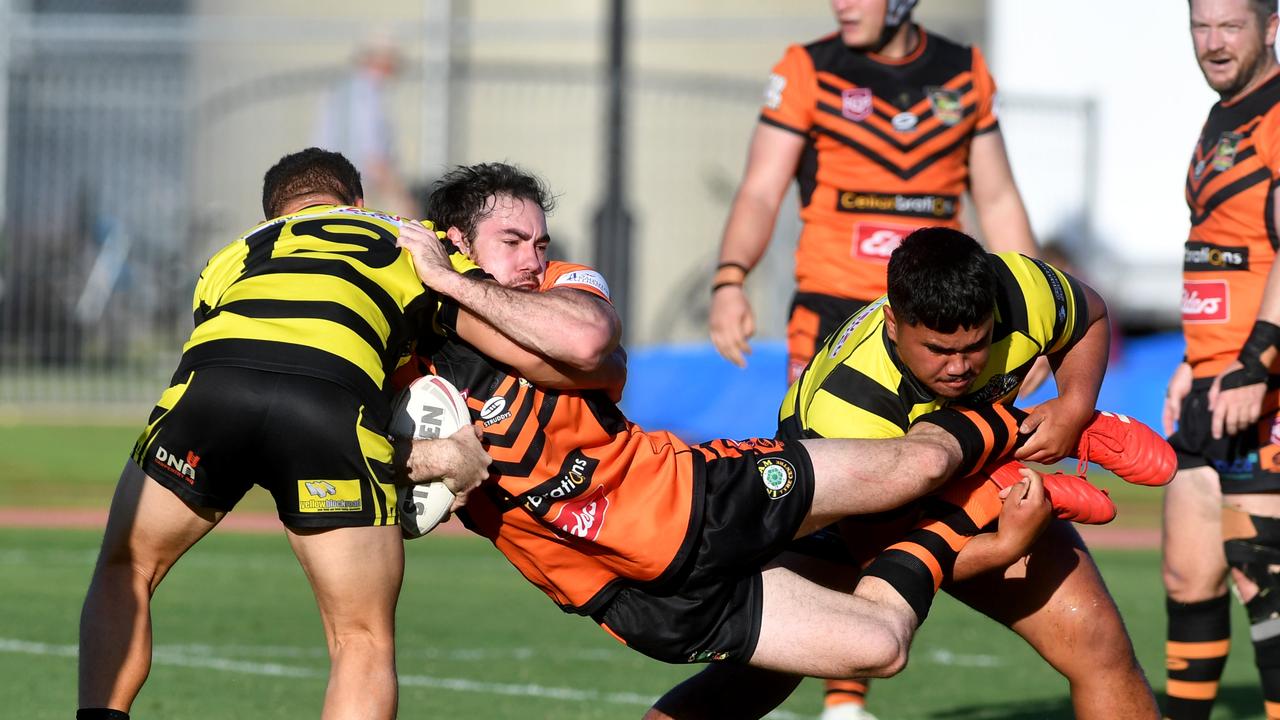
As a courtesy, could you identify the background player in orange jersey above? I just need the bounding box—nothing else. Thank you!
[708,0,1039,389]
[1163,2,1280,718]
[709,1,1040,716]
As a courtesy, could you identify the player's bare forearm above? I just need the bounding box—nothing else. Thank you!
[969,131,1038,257]
[447,276,620,371]
[717,123,805,268]
[1017,284,1108,462]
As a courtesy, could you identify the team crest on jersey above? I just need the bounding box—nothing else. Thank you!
[842,87,873,122]
[1213,132,1244,171]
[962,374,1021,405]
[758,457,797,500]
[926,87,964,126]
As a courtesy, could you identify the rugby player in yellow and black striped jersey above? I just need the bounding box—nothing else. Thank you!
[779,242,1087,441]
[79,148,610,720]
[769,227,1156,718]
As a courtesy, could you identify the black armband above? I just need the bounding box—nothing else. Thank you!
[435,297,460,336]
[1223,320,1280,389]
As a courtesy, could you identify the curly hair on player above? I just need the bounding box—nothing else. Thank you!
[886,226,997,333]
[425,162,557,241]
[261,147,363,219]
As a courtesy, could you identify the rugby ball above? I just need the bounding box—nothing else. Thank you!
[389,374,472,538]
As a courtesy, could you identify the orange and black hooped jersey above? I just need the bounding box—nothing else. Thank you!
[412,261,700,615]
[1183,71,1280,379]
[778,253,1087,440]
[761,28,999,301]
[179,205,475,428]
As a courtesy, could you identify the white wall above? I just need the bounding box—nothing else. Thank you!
[990,0,1220,325]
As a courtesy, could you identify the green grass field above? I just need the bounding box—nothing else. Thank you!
[0,425,1271,719]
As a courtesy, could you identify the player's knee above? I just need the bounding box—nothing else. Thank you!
[838,624,909,679]
[328,624,394,659]
[1162,557,1227,602]
[903,440,951,490]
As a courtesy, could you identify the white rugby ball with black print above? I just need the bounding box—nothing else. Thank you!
[389,374,471,538]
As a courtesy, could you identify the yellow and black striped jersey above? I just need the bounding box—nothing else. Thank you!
[175,204,477,427]
[777,252,1088,440]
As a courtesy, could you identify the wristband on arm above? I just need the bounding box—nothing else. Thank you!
[1221,320,1280,390]
[711,261,750,294]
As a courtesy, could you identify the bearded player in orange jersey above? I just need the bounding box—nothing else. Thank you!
[1163,2,1280,718]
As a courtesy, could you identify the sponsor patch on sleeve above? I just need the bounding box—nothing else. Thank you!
[553,269,611,299]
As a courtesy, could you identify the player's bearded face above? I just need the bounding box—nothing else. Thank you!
[465,195,549,291]
[1191,0,1277,98]
[830,0,889,48]
[887,311,994,399]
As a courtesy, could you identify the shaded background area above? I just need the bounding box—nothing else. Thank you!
[0,0,1198,420]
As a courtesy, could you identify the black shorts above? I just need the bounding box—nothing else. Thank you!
[1168,376,1280,494]
[786,292,871,382]
[592,439,815,664]
[131,366,399,527]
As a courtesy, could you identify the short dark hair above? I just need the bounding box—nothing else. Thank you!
[424,163,556,240]
[886,227,997,332]
[261,147,363,219]
[1189,0,1277,28]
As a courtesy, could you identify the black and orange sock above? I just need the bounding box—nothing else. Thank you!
[1255,635,1280,720]
[862,474,1002,622]
[914,404,1028,477]
[824,678,870,708]
[1165,594,1230,720]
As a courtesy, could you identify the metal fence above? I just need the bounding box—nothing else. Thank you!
[0,2,1096,416]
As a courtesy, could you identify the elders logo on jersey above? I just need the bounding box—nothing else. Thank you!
[842,87,873,122]
[1181,280,1229,323]
[852,222,913,261]
[758,457,797,500]
[547,485,610,541]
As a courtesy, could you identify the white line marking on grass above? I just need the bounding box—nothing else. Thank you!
[0,638,809,719]
[924,648,1002,667]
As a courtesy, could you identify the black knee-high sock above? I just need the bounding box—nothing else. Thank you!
[914,404,1029,477]
[862,473,1004,622]
[1165,594,1230,720]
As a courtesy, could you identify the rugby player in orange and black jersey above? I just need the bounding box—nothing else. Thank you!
[1164,3,1280,718]
[408,260,817,653]
[708,0,1038,387]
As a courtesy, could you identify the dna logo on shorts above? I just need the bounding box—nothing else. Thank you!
[758,457,797,500]
[154,445,199,485]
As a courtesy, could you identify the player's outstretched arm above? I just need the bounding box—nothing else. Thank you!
[1017,277,1109,463]
[709,124,804,368]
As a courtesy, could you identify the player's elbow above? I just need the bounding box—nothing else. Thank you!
[561,318,621,372]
